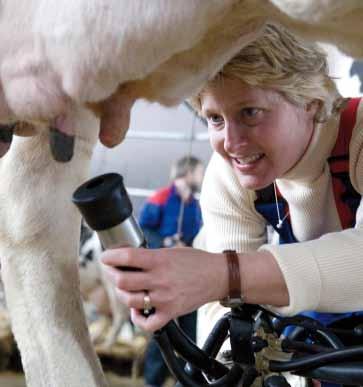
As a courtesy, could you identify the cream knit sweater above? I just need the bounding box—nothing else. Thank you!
[200,100,363,316]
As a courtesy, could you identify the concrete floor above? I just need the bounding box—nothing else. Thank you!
[0,372,175,387]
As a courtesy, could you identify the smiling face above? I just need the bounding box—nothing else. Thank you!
[200,78,316,190]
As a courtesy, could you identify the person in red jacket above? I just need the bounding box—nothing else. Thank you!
[139,155,204,249]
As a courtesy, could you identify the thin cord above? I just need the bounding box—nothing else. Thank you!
[273,181,289,229]
[273,181,282,224]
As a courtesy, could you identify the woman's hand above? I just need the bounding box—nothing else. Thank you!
[101,247,228,332]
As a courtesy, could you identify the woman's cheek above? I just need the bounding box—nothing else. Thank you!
[209,132,225,155]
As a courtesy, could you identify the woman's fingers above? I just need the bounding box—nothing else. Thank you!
[114,288,150,310]
[131,308,171,333]
[102,264,152,291]
[101,247,155,271]
[101,246,227,333]
[114,288,169,331]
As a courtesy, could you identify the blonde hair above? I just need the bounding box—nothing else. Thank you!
[189,23,343,122]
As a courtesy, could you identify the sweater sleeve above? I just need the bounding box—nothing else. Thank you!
[200,152,267,253]
[261,102,363,316]
[197,163,265,343]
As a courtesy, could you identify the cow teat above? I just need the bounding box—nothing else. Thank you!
[49,127,75,163]
[0,123,15,158]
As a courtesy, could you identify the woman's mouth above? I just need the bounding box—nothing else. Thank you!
[234,153,264,166]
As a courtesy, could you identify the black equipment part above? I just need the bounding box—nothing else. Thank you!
[72,173,132,231]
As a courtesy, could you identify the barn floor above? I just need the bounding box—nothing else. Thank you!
[0,314,177,386]
[0,372,175,386]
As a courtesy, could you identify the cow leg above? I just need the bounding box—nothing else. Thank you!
[0,109,107,387]
[101,276,130,349]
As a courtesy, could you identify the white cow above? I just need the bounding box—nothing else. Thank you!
[78,223,132,349]
[0,1,362,387]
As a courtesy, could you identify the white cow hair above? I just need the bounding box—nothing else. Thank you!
[0,2,363,387]
[79,231,103,296]
[0,1,362,127]
[79,227,131,349]
[0,109,108,386]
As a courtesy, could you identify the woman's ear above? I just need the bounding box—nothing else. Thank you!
[306,99,321,118]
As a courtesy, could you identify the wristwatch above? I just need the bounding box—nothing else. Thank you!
[220,250,244,308]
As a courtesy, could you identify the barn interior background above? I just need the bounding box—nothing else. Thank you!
[1,43,363,387]
[90,101,211,218]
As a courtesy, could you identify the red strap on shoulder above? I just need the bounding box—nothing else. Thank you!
[330,98,361,229]
[332,98,360,158]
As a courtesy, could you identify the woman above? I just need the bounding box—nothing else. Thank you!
[101,24,363,335]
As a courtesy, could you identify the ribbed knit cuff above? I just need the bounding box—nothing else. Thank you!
[258,242,321,316]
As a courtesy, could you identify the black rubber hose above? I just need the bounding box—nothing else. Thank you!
[155,330,207,387]
[241,366,259,387]
[297,362,363,385]
[263,375,291,387]
[313,329,344,349]
[281,338,331,354]
[270,346,363,372]
[202,314,230,358]
[163,320,229,378]
[274,316,325,334]
[286,326,306,341]
[286,325,344,349]
[179,313,231,385]
[155,330,244,387]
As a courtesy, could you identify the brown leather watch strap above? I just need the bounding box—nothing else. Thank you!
[221,250,243,307]
[224,250,241,298]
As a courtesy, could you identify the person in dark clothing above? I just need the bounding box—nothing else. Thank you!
[139,155,204,387]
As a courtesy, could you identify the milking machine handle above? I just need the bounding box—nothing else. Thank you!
[71,173,241,383]
[72,172,247,386]
[73,172,153,317]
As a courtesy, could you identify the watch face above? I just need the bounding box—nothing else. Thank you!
[220,297,244,308]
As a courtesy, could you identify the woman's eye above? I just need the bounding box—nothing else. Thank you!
[241,108,261,118]
[207,114,224,125]
[240,108,264,125]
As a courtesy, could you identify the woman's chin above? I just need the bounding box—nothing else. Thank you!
[236,175,273,191]
[231,158,274,190]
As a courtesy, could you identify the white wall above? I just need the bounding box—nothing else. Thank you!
[324,43,363,97]
[90,100,212,216]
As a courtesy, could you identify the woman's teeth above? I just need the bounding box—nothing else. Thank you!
[235,154,263,165]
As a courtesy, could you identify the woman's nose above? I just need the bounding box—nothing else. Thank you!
[223,122,248,154]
